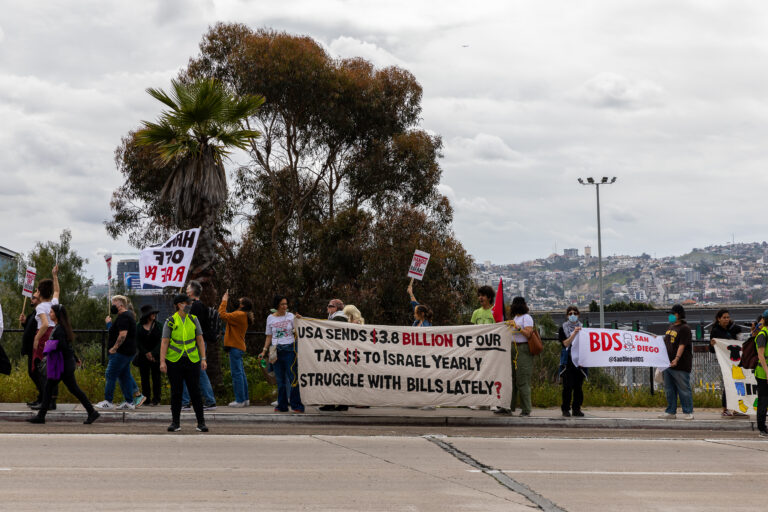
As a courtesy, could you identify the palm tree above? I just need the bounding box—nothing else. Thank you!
[136,78,263,390]
[136,78,263,289]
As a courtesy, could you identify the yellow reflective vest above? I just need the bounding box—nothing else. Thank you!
[166,312,200,363]
[755,327,768,380]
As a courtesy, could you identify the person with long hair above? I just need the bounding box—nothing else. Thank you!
[498,296,535,417]
[218,291,255,408]
[343,305,365,325]
[135,305,162,406]
[26,304,99,424]
[259,295,304,413]
[709,308,743,417]
[407,281,433,327]
[559,306,587,417]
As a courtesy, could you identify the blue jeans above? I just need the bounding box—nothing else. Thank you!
[274,343,303,412]
[104,353,137,403]
[229,348,248,403]
[663,368,693,414]
[182,368,215,406]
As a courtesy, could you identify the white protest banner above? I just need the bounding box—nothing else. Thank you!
[139,228,200,288]
[572,328,670,368]
[713,338,758,416]
[296,319,512,407]
[22,267,36,298]
[407,249,430,280]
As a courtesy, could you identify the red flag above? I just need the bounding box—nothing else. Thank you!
[492,277,505,323]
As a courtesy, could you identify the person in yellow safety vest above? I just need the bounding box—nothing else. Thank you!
[754,310,768,438]
[159,294,208,433]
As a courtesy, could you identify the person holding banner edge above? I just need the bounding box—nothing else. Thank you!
[559,306,587,417]
[659,304,694,420]
[708,309,743,417]
[496,296,535,416]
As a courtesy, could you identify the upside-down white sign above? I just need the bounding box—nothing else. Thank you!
[139,228,200,288]
[571,328,670,368]
[296,319,512,407]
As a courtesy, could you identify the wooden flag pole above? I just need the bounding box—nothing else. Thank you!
[20,297,27,327]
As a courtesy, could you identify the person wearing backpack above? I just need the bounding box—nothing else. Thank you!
[709,309,743,417]
[754,310,768,438]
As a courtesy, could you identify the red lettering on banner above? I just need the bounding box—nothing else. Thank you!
[174,266,185,282]
[161,267,173,283]
[613,332,622,350]
[413,255,428,266]
[590,332,600,352]
[144,266,158,281]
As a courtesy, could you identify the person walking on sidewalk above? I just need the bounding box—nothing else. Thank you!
[20,294,45,408]
[95,295,145,410]
[27,304,99,425]
[135,305,162,406]
[559,306,587,417]
[260,295,304,413]
[30,269,60,410]
[181,280,217,411]
[753,310,768,438]
[218,291,254,408]
[709,309,743,417]
[160,294,208,433]
[659,304,694,420]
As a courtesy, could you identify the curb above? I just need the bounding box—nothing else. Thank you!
[0,410,756,430]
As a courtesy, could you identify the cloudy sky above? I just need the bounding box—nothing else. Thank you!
[2,0,767,281]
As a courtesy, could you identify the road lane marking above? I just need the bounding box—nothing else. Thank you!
[468,470,736,476]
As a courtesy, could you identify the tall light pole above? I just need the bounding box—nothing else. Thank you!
[578,176,617,328]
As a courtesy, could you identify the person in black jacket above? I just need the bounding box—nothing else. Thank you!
[558,306,588,417]
[709,309,743,417]
[26,304,99,425]
[135,305,163,406]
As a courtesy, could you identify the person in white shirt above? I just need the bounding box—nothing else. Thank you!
[30,266,61,410]
[260,295,304,413]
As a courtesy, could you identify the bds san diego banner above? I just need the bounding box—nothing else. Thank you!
[296,319,513,407]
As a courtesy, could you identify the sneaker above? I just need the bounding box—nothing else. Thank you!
[270,400,278,407]
[274,407,288,413]
[494,408,512,415]
[94,400,115,410]
[318,405,336,412]
[203,404,217,411]
[196,424,209,432]
[658,413,676,419]
[181,404,191,411]
[683,414,694,420]
[519,411,531,417]
[759,430,768,438]
[244,400,250,406]
[133,394,147,408]
[561,410,571,417]
[116,401,135,410]
[722,409,734,417]
[84,411,100,425]
[228,401,246,408]
[26,416,45,424]
[572,410,585,417]
[291,408,304,413]
[167,423,181,432]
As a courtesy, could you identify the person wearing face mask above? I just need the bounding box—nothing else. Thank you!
[160,294,208,432]
[218,291,255,408]
[708,309,743,417]
[95,295,145,410]
[659,304,694,420]
[558,306,587,417]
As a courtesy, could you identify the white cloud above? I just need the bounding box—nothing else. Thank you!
[573,72,665,110]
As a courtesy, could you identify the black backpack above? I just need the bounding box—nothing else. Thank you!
[740,336,759,370]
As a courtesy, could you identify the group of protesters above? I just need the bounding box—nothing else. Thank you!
[4,266,768,438]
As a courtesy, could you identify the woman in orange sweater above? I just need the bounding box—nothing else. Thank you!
[218,291,255,408]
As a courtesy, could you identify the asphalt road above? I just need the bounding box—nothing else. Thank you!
[1,429,766,511]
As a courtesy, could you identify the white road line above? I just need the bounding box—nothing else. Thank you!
[0,469,11,471]
[467,470,735,476]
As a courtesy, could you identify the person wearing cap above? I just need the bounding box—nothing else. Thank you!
[160,294,208,432]
[659,304,694,420]
[135,304,163,406]
[753,310,768,437]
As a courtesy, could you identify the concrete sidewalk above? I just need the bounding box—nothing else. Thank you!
[0,403,758,431]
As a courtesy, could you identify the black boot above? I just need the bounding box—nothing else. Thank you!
[84,411,100,425]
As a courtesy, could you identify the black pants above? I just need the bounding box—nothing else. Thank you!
[138,361,162,404]
[37,363,94,419]
[562,363,585,413]
[29,356,57,404]
[167,358,205,425]
[757,378,768,433]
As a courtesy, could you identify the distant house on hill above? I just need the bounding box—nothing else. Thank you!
[0,245,19,273]
[682,299,697,306]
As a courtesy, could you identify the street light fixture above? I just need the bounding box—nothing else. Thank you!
[578,176,617,328]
